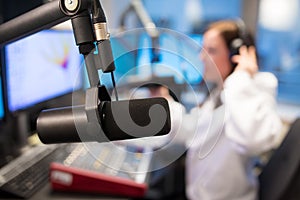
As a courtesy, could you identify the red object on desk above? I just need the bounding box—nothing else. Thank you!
[49,162,147,198]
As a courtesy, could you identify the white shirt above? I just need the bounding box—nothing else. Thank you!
[185,71,282,200]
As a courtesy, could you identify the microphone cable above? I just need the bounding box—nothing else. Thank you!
[111,71,119,101]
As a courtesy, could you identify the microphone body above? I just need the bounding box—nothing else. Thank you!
[37,98,171,144]
[37,106,87,144]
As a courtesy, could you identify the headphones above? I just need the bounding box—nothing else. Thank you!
[229,19,254,68]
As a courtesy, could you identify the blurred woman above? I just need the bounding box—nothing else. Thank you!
[185,20,282,200]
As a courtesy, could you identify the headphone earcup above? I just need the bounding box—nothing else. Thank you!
[229,38,245,68]
[229,19,254,69]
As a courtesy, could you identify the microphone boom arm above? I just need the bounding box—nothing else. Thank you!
[120,0,160,65]
[0,0,67,47]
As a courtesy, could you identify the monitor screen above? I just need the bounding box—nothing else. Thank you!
[4,29,83,112]
[136,32,203,85]
[0,76,5,120]
[111,36,138,80]
[0,49,5,120]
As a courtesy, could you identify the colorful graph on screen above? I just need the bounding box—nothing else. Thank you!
[5,29,82,112]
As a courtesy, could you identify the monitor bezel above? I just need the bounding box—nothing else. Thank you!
[0,47,21,167]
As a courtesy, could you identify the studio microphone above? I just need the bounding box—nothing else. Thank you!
[37,98,171,144]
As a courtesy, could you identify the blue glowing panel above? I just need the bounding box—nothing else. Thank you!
[0,78,4,119]
[136,33,203,84]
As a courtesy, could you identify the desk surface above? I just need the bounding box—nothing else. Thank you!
[1,142,186,200]
[30,183,129,200]
[28,143,187,200]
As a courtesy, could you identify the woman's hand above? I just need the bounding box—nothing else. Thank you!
[231,45,258,76]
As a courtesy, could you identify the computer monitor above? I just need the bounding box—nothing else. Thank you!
[3,29,83,132]
[0,76,4,121]
[111,36,139,81]
[0,48,17,167]
[4,29,83,112]
[136,32,203,85]
[83,35,138,90]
